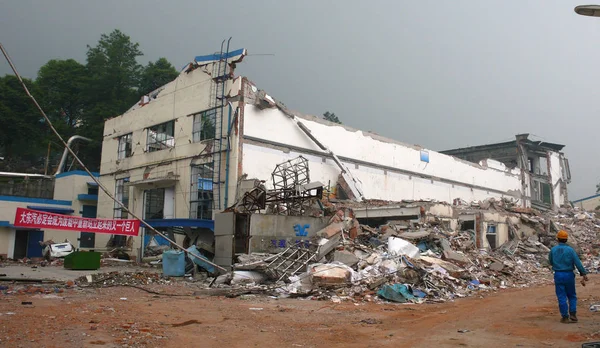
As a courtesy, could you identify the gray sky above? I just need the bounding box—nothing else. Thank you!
[1,0,599,200]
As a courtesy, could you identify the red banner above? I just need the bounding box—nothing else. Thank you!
[13,208,140,236]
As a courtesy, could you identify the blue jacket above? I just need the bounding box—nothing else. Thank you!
[549,243,587,275]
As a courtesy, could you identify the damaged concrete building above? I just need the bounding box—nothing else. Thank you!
[441,135,571,211]
[94,47,573,263]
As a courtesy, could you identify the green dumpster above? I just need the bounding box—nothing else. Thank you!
[64,251,101,270]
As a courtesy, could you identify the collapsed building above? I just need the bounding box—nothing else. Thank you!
[441,136,571,211]
[93,46,574,270]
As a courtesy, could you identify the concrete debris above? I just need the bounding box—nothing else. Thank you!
[333,250,359,267]
[201,202,600,304]
[442,250,470,265]
[310,262,353,286]
[75,271,168,287]
[231,271,267,286]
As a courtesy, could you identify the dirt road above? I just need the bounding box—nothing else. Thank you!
[1,275,600,348]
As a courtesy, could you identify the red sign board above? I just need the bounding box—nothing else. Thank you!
[13,208,140,236]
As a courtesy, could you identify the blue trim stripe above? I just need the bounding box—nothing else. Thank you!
[77,194,98,201]
[572,193,600,203]
[55,170,99,178]
[194,48,245,63]
[27,206,74,214]
[0,221,10,227]
[0,195,71,206]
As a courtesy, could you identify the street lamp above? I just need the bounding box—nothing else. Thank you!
[575,5,600,17]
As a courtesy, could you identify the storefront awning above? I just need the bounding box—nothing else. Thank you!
[144,218,214,231]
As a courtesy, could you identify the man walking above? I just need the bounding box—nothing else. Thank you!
[548,230,588,323]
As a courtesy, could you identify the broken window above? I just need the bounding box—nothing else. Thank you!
[117,133,133,159]
[561,157,571,181]
[147,121,175,152]
[538,156,549,176]
[192,108,217,142]
[486,225,497,249]
[532,180,552,205]
[144,188,165,219]
[113,178,130,219]
[190,163,213,220]
[541,182,552,204]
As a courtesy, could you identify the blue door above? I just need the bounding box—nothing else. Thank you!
[26,230,44,258]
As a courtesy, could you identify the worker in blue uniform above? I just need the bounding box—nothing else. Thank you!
[548,230,588,323]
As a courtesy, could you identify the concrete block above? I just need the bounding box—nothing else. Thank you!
[310,264,351,285]
[316,222,345,239]
[333,250,359,267]
[489,261,504,272]
[316,234,342,259]
[442,250,470,265]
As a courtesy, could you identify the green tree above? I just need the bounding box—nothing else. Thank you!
[36,59,88,138]
[323,111,341,124]
[0,75,47,170]
[139,58,178,95]
[80,29,144,169]
[85,29,143,110]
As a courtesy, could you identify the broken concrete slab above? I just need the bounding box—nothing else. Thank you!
[316,234,342,259]
[398,230,431,240]
[333,250,359,267]
[439,238,453,252]
[419,256,465,278]
[316,219,354,239]
[442,250,470,265]
[488,262,504,272]
[310,264,351,286]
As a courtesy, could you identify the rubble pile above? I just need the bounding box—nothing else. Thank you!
[212,204,600,304]
[75,271,169,287]
[542,209,600,272]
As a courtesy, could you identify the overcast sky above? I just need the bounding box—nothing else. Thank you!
[1,0,599,200]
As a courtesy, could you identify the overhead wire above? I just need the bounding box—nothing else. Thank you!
[0,42,227,273]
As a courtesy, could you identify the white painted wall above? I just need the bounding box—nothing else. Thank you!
[549,152,563,207]
[241,105,522,204]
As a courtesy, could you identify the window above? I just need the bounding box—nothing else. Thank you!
[147,121,175,152]
[87,186,99,195]
[144,188,165,219]
[486,225,497,249]
[190,163,214,219]
[117,133,132,159]
[192,108,217,142]
[538,157,549,176]
[113,178,130,219]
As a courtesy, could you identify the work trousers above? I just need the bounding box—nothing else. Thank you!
[554,271,577,317]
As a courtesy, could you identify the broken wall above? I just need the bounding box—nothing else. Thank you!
[248,214,328,253]
[241,105,523,204]
[549,152,564,207]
